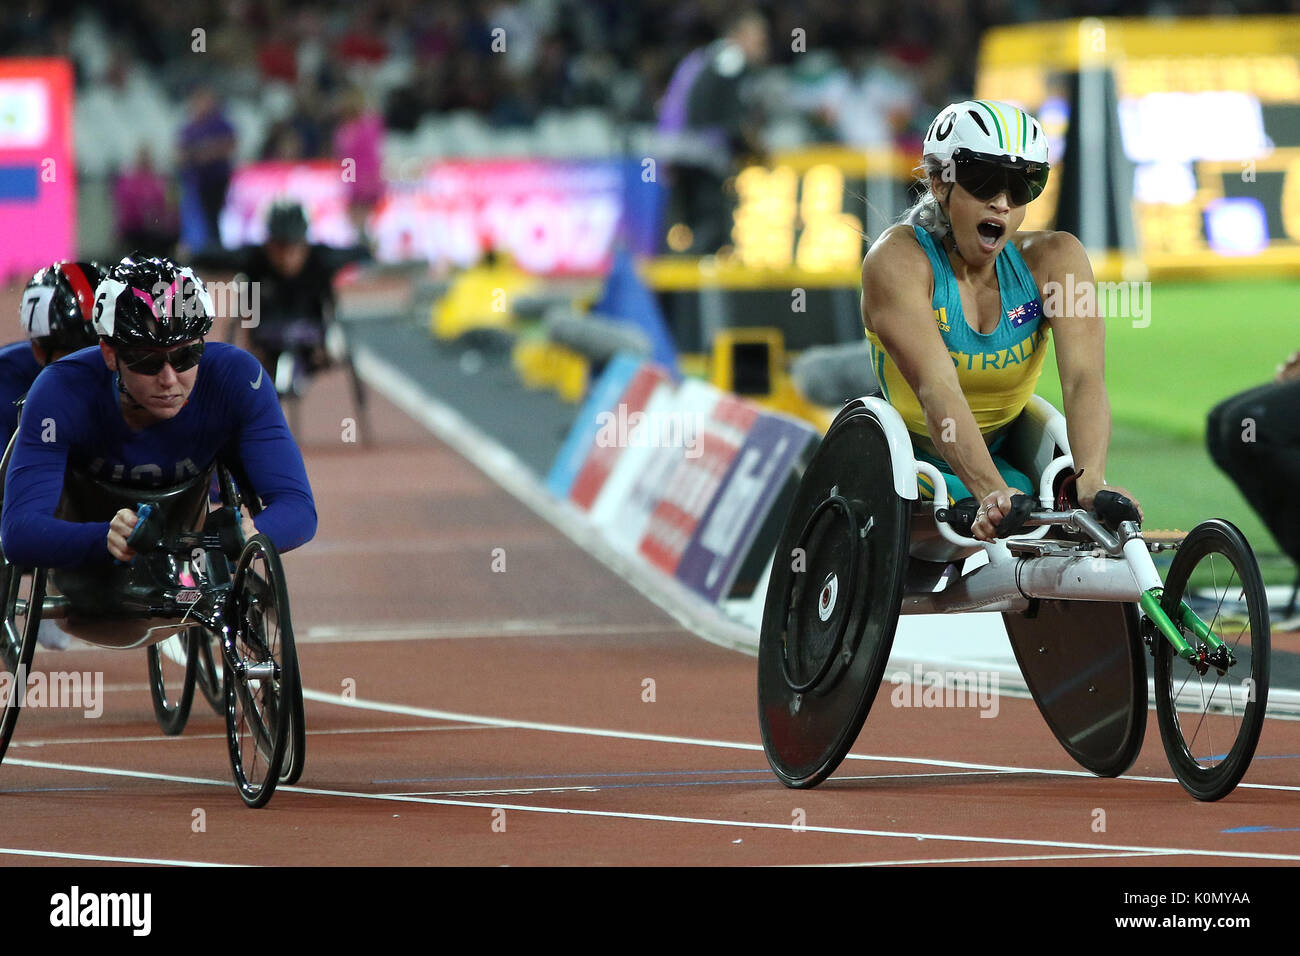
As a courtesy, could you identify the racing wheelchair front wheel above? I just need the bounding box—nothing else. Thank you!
[1154,519,1269,802]
[757,404,911,789]
[147,628,200,735]
[224,534,303,807]
[0,563,46,765]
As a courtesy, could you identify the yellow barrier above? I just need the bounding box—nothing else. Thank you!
[512,339,588,403]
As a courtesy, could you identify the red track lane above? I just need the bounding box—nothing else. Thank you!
[1,313,1299,866]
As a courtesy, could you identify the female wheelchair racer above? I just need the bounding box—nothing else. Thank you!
[0,255,315,808]
[757,102,1270,801]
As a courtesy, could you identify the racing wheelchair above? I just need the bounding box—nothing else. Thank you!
[0,447,306,809]
[234,312,370,443]
[758,395,1270,801]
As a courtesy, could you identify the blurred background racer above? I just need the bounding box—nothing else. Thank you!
[2,261,106,447]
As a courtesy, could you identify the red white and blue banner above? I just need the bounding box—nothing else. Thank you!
[638,388,759,575]
[545,353,643,500]
[589,377,703,549]
[570,361,674,513]
[675,412,818,602]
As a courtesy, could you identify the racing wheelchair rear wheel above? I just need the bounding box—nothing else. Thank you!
[147,628,200,736]
[758,404,911,789]
[225,534,303,807]
[194,628,225,716]
[0,563,46,765]
[1154,519,1269,801]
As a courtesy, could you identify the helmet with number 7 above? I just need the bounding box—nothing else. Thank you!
[20,261,107,360]
[93,255,215,347]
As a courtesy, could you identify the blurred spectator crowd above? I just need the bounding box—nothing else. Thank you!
[4,0,1299,254]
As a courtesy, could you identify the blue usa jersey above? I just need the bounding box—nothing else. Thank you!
[1,343,316,568]
[0,340,42,449]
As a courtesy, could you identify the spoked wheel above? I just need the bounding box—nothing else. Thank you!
[1154,520,1269,801]
[147,628,199,735]
[757,404,911,789]
[280,654,306,786]
[194,628,225,716]
[225,534,301,808]
[1,564,46,765]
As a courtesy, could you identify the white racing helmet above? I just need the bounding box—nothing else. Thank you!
[924,99,1049,165]
[922,100,1050,205]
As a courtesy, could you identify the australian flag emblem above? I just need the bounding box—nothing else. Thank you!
[1006,299,1041,329]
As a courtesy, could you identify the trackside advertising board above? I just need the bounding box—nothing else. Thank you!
[637,384,759,575]
[675,412,818,602]
[545,353,643,500]
[590,377,713,552]
[219,161,357,249]
[221,159,662,275]
[568,360,674,512]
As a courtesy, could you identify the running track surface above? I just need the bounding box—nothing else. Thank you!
[2,323,1300,867]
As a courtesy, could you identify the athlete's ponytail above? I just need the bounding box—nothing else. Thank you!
[900,156,952,242]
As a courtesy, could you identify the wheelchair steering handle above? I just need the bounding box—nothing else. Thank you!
[937,489,1142,552]
[934,493,1037,539]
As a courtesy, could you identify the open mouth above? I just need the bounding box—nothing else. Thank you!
[976,219,1005,250]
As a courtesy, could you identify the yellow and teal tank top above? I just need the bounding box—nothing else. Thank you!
[867,225,1050,447]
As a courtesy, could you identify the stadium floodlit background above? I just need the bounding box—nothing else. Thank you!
[1,0,1298,584]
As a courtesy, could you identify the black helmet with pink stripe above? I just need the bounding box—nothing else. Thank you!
[93,255,214,347]
[20,261,107,356]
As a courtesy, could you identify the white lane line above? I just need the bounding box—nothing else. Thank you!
[302,688,1300,794]
[804,851,1170,867]
[385,770,1024,797]
[0,847,240,867]
[387,786,604,797]
[302,620,676,644]
[10,756,1300,863]
[10,723,502,748]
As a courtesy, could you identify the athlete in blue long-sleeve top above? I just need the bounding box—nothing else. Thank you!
[0,344,41,450]
[1,255,316,570]
[1,261,107,448]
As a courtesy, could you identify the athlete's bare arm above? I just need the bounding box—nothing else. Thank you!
[862,226,1014,508]
[1020,230,1142,516]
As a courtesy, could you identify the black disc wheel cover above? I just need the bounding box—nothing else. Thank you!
[758,407,910,789]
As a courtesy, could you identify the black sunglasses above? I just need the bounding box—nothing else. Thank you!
[116,341,205,375]
[952,155,1049,207]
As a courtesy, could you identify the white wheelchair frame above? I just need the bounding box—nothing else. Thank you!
[853,393,1164,614]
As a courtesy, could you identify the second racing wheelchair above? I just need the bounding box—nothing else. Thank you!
[758,395,1270,801]
[0,448,306,809]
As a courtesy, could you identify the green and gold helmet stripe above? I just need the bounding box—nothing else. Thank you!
[973,100,1005,149]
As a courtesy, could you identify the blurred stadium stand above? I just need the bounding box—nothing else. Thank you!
[11,0,1296,259]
